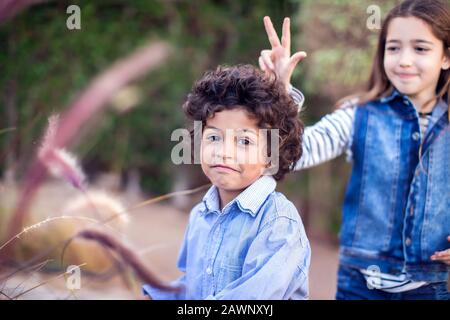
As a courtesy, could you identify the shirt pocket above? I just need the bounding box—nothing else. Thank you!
[215,261,243,294]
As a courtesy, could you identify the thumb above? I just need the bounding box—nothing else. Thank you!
[289,51,307,69]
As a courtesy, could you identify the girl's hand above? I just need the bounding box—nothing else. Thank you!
[430,236,450,265]
[259,16,307,91]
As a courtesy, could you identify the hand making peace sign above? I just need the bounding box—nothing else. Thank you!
[259,16,307,91]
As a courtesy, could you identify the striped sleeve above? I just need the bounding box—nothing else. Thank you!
[287,87,357,170]
[288,84,305,112]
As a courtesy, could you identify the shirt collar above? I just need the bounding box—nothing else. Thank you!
[379,88,403,104]
[201,184,221,214]
[200,175,277,217]
[379,89,449,122]
[429,97,448,123]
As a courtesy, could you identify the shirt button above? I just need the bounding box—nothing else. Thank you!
[206,267,212,275]
[405,237,412,246]
[412,132,420,141]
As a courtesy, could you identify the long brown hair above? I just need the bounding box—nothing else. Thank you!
[340,0,450,118]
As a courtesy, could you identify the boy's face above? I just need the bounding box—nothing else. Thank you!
[201,108,268,199]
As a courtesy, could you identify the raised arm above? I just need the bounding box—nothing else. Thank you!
[259,16,355,169]
[288,87,356,169]
[295,104,355,170]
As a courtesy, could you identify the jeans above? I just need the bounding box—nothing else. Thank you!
[335,264,449,300]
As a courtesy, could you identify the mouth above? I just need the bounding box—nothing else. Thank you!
[210,164,240,173]
[395,72,418,79]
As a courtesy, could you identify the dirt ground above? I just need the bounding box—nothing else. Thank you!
[0,181,339,300]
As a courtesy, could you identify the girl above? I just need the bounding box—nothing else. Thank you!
[260,0,450,299]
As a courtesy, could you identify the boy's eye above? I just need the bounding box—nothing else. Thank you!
[238,137,253,146]
[206,134,221,142]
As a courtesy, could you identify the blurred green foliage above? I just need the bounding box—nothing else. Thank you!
[0,0,298,193]
[296,0,398,102]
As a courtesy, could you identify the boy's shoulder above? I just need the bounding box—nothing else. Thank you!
[260,191,309,247]
[259,190,302,224]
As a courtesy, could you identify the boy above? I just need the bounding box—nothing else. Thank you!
[143,64,310,299]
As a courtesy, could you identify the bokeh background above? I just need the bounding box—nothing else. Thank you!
[0,0,399,299]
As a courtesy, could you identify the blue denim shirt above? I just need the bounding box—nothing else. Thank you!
[143,175,311,299]
[340,90,450,282]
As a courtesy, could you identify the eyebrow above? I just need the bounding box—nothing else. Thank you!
[204,126,258,135]
[204,125,220,131]
[386,39,435,45]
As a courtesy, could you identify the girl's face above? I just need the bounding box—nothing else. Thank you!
[384,17,450,104]
[201,108,268,204]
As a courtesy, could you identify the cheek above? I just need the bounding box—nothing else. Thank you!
[200,144,210,172]
[384,59,397,86]
[200,162,210,178]
[234,146,265,176]
[407,57,442,85]
[235,144,267,167]
[383,54,396,75]
[420,55,445,75]
[201,143,217,164]
[200,144,208,162]
[239,163,266,180]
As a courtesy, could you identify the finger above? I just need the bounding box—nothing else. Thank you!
[431,253,450,259]
[263,16,281,48]
[258,56,266,71]
[288,51,307,69]
[431,249,450,259]
[281,17,291,53]
[261,50,275,70]
[290,51,307,63]
[436,248,450,254]
[431,255,450,263]
[447,235,450,242]
[259,57,275,77]
[437,249,450,257]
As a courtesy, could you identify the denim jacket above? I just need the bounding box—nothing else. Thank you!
[340,90,449,282]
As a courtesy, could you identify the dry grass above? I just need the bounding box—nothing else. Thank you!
[0,179,209,299]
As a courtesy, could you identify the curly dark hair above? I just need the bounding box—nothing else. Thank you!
[182,64,303,181]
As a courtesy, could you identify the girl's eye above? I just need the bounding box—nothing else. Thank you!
[415,47,429,53]
[386,46,399,52]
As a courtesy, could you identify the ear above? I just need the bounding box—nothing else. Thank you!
[442,48,450,70]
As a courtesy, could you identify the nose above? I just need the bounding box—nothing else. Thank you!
[398,48,413,68]
[212,131,235,160]
[221,134,235,160]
